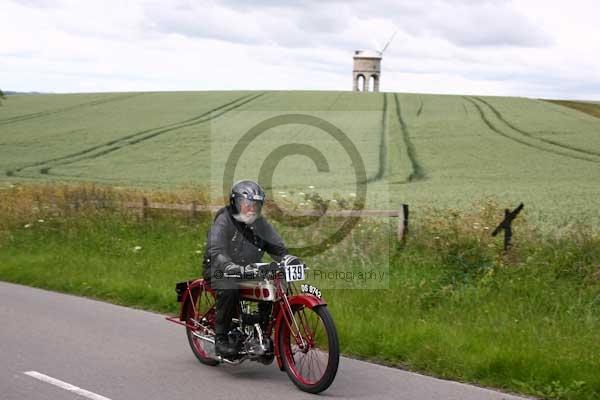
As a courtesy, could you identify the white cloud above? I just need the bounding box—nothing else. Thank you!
[425,2,551,47]
[0,0,599,99]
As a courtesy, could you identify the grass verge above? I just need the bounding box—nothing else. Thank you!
[1,183,599,399]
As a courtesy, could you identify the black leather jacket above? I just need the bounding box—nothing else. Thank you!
[202,206,287,283]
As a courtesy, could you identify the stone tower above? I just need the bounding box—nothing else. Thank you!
[353,50,381,92]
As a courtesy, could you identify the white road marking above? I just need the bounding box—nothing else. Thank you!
[24,371,112,400]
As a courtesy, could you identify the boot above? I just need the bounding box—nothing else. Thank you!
[258,337,275,365]
[215,334,238,358]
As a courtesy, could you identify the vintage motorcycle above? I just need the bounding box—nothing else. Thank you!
[166,257,340,394]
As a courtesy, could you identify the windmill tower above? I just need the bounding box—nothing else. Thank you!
[353,32,396,92]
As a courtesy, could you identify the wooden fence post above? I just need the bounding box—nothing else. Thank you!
[191,200,198,219]
[396,204,409,242]
[141,197,148,220]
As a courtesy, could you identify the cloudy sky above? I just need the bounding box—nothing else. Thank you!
[1,0,599,99]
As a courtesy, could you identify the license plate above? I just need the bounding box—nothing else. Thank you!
[284,264,305,282]
[300,284,322,299]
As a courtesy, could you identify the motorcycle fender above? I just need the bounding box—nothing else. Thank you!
[178,279,205,321]
[274,294,327,371]
[287,293,327,309]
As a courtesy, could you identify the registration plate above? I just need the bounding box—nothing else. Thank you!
[284,264,305,282]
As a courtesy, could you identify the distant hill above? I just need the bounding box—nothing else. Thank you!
[3,91,49,95]
[547,99,600,118]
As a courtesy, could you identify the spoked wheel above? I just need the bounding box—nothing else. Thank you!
[183,281,219,366]
[278,305,340,393]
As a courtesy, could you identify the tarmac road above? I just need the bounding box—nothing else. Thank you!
[0,281,530,400]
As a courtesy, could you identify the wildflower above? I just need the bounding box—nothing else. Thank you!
[195,250,202,254]
[24,223,32,228]
[298,192,305,196]
[308,185,315,189]
[281,194,287,198]
[278,191,286,194]
[37,219,45,223]
[483,226,490,230]
[434,236,440,240]
[133,246,142,252]
[350,193,356,197]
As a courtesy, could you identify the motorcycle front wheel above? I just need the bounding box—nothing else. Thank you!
[278,305,340,393]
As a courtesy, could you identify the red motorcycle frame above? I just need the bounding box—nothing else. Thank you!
[166,262,339,394]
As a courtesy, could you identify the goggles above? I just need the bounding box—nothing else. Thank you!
[235,195,263,214]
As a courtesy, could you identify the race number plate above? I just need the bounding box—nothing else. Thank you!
[284,264,305,282]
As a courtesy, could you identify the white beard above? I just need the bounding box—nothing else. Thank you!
[233,212,258,225]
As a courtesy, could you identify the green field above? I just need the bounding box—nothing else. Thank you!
[2,90,600,399]
[1,91,600,226]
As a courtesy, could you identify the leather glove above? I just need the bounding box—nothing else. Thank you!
[282,254,303,266]
[224,263,257,278]
[224,263,243,276]
[243,263,259,277]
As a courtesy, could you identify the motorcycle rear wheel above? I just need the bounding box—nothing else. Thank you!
[184,282,219,366]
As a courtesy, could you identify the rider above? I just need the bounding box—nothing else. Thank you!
[202,180,291,357]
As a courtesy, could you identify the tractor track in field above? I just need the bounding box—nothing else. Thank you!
[7,92,266,178]
[464,96,600,164]
[365,93,388,183]
[462,102,469,117]
[474,96,600,158]
[416,99,424,117]
[0,93,146,126]
[6,92,256,175]
[393,93,426,182]
[265,91,384,188]
[266,91,386,188]
[275,91,385,187]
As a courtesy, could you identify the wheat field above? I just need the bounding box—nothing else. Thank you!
[1,90,599,226]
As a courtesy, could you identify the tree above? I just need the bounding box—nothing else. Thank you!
[0,89,5,105]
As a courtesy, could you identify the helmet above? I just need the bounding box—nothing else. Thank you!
[230,180,265,224]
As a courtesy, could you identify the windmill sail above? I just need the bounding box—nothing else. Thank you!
[379,31,397,55]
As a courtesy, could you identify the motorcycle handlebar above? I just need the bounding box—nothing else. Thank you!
[223,261,307,279]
